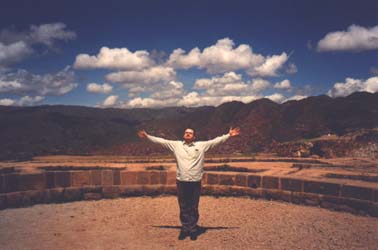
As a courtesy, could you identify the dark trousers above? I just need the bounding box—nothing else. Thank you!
[176,180,202,233]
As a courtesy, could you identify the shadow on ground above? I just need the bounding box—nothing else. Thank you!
[151,225,239,238]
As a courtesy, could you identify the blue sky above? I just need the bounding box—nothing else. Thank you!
[0,0,377,108]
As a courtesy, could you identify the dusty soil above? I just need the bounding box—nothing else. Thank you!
[0,196,377,250]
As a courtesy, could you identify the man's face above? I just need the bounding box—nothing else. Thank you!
[183,129,195,142]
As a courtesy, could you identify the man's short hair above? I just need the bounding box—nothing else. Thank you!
[185,128,195,136]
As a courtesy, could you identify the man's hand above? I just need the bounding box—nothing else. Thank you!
[137,130,147,138]
[229,127,240,137]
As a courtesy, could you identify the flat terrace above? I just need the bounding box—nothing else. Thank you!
[1,196,377,250]
[0,155,377,216]
[0,155,377,249]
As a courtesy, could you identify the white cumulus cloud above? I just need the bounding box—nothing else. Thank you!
[18,96,45,106]
[121,90,262,109]
[74,47,154,70]
[265,93,285,103]
[0,98,15,106]
[122,97,180,109]
[251,78,270,92]
[317,24,378,52]
[0,95,44,106]
[73,38,294,104]
[193,72,269,97]
[274,79,291,89]
[106,66,176,85]
[178,92,260,107]
[0,23,76,66]
[248,52,288,77]
[86,83,113,94]
[286,63,298,74]
[166,38,265,74]
[102,95,119,107]
[194,72,246,95]
[0,66,78,96]
[285,95,307,102]
[28,23,76,47]
[327,76,378,97]
[150,81,185,99]
[0,41,32,66]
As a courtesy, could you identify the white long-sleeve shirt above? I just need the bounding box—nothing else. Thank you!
[146,133,230,182]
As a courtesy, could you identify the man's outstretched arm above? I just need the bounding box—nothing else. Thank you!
[137,130,176,151]
[202,127,240,151]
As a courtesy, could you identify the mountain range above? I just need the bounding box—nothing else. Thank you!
[1,91,378,160]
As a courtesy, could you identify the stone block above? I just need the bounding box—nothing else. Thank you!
[235,174,247,187]
[201,173,207,185]
[280,190,292,202]
[72,171,91,186]
[121,171,138,185]
[219,174,235,185]
[341,185,373,201]
[262,176,279,189]
[281,177,303,192]
[207,173,219,185]
[290,192,303,204]
[321,195,378,217]
[211,185,231,196]
[374,189,378,203]
[3,173,19,192]
[229,186,249,196]
[91,170,102,185]
[163,185,177,195]
[304,193,322,206]
[44,188,64,203]
[84,193,102,200]
[54,171,71,188]
[143,185,164,196]
[150,171,161,185]
[166,171,176,185]
[262,189,291,202]
[367,203,378,217]
[160,171,167,184]
[0,194,6,209]
[17,173,45,191]
[102,186,121,198]
[121,185,144,196]
[5,192,24,208]
[304,180,340,196]
[245,188,262,199]
[291,192,321,206]
[113,170,121,185]
[82,186,102,193]
[137,171,150,185]
[343,198,377,216]
[102,170,113,185]
[247,174,261,189]
[63,187,83,201]
[45,172,55,188]
[0,175,3,193]
[21,190,44,206]
[201,185,214,195]
[320,196,352,212]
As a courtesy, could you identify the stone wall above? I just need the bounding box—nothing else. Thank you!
[0,170,377,217]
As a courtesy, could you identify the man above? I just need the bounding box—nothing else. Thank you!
[137,127,240,240]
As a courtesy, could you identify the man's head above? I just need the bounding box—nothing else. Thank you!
[183,128,195,143]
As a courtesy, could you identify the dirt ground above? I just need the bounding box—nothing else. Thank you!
[0,196,377,250]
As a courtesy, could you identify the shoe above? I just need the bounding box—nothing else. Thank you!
[178,230,188,240]
[189,232,198,241]
[197,226,205,234]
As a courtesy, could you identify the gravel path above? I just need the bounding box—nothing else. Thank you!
[0,196,377,250]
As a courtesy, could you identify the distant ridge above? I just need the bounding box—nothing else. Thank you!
[1,92,378,160]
